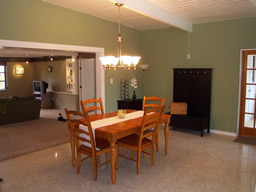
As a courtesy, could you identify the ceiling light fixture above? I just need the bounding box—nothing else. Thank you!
[99,3,141,70]
[139,64,149,72]
[25,53,29,64]
[50,50,53,61]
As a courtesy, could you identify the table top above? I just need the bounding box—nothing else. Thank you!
[87,110,170,143]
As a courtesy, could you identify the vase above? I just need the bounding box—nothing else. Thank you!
[132,90,136,100]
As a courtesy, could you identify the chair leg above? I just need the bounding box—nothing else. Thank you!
[77,151,81,173]
[121,147,125,156]
[137,150,141,175]
[105,152,109,162]
[70,136,76,167]
[131,151,134,160]
[155,128,159,152]
[93,156,98,181]
[151,145,154,166]
[97,156,100,164]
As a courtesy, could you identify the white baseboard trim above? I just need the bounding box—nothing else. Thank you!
[211,129,237,137]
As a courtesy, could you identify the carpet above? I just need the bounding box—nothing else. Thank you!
[0,109,69,162]
[233,136,256,145]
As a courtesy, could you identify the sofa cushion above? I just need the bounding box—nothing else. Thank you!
[15,95,36,101]
[0,95,41,125]
[0,97,15,114]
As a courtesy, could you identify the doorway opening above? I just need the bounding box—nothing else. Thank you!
[0,39,105,109]
[78,53,97,112]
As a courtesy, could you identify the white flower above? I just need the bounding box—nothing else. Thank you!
[131,76,138,89]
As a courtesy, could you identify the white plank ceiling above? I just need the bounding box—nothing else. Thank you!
[1,0,256,57]
[41,0,256,31]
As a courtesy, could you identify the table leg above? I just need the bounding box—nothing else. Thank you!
[110,143,116,184]
[164,119,170,155]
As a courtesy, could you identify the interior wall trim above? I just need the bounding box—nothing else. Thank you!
[211,129,237,137]
[0,39,106,109]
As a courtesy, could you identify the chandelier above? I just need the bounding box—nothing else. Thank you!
[99,3,141,70]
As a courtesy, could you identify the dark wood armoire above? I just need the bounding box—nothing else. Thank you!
[170,68,212,136]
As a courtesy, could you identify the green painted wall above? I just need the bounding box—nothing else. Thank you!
[1,62,35,97]
[0,0,141,112]
[139,17,256,133]
[34,60,66,92]
[1,0,256,133]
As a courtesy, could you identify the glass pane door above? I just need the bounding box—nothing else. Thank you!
[239,50,256,137]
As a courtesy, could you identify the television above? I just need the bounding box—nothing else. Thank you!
[33,80,48,94]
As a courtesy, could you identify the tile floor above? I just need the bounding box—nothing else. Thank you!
[0,128,256,192]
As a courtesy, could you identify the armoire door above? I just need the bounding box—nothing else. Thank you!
[173,68,212,117]
[239,50,256,137]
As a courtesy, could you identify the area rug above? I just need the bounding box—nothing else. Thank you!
[0,109,69,161]
[233,136,256,145]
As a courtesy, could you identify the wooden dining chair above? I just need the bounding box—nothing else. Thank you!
[117,105,164,174]
[65,108,85,167]
[80,98,104,115]
[142,96,165,152]
[70,110,118,181]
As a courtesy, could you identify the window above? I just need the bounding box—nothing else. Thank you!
[0,63,7,90]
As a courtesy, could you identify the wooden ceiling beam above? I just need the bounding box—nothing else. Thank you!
[108,0,192,32]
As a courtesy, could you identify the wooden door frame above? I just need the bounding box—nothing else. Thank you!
[238,49,256,137]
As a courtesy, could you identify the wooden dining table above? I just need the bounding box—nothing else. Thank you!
[85,109,171,184]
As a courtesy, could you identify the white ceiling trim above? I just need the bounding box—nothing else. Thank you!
[250,0,256,8]
[0,40,104,53]
[0,49,78,57]
[108,0,192,32]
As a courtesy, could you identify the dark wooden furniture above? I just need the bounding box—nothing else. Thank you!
[117,99,143,110]
[170,68,212,136]
[79,110,170,184]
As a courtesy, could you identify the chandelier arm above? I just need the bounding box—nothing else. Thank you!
[99,3,141,70]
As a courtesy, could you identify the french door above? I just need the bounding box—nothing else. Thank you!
[239,50,256,137]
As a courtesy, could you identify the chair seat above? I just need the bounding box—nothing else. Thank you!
[118,134,152,148]
[80,138,110,152]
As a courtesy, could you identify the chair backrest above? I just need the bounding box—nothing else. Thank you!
[142,96,165,112]
[67,110,96,156]
[80,98,104,115]
[169,102,187,116]
[65,108,86,133]
[138,105,164,148]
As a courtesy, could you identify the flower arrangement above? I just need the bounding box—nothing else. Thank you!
[131,76,137,99]
[130,76,138,89]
